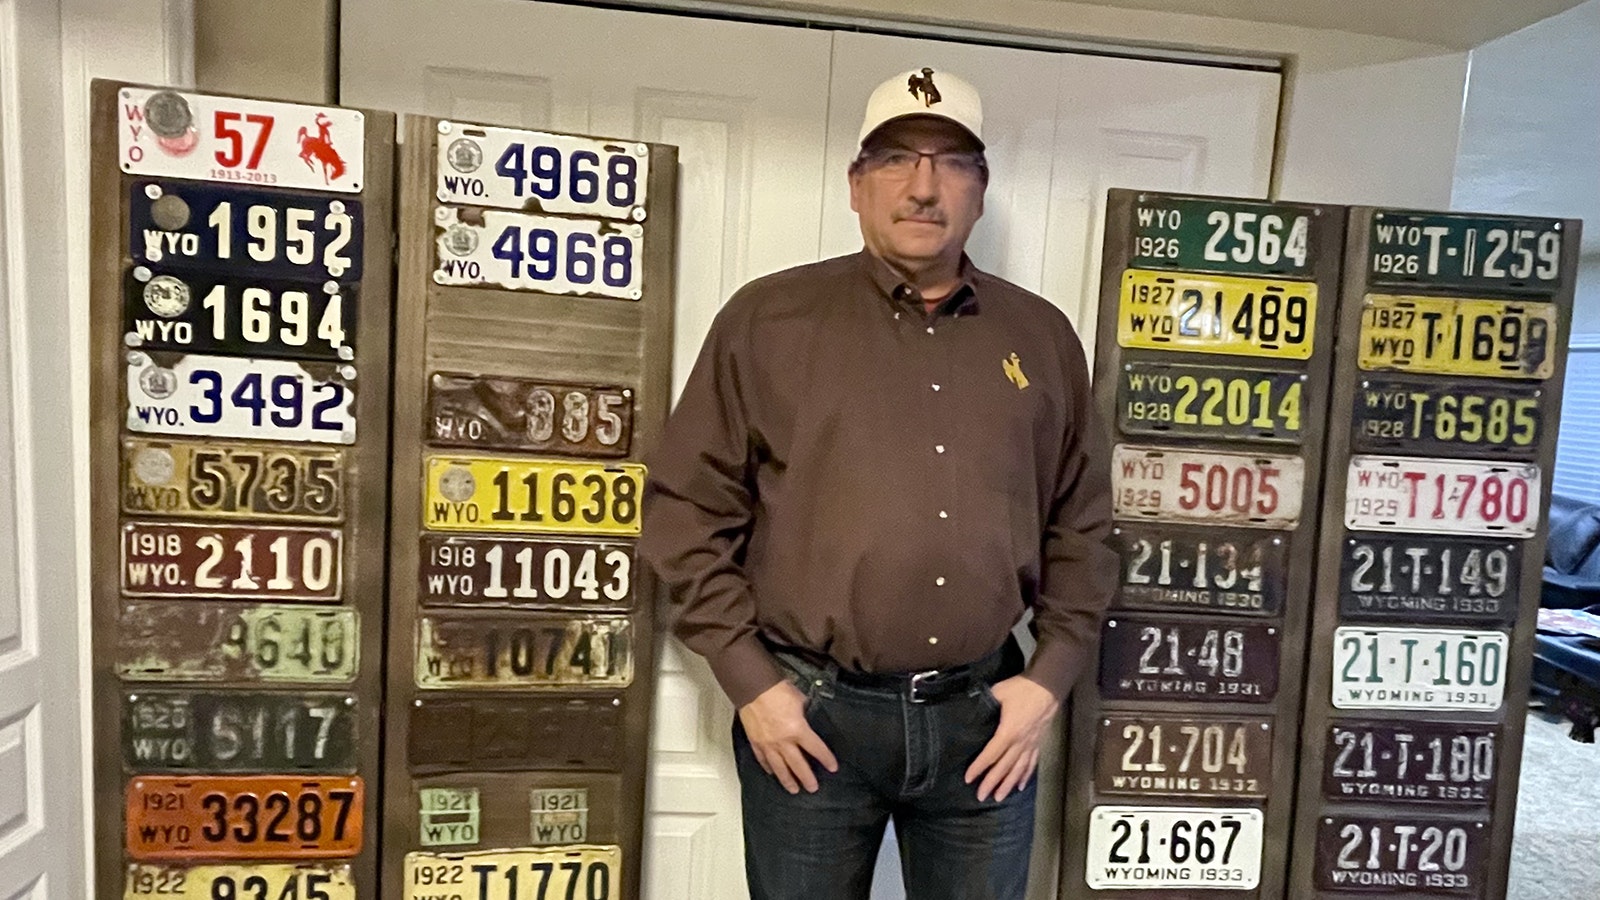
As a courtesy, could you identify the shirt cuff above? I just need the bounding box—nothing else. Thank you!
[708,634,787,709]
[1024,637,1088,702]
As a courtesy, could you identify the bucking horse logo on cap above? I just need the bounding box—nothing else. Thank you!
[907,67,942,107]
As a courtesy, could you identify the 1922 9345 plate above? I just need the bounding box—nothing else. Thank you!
[415,613,633,689]
[124,863,354,900]
[117,602,358,684]
[436,121,650,220]
[124,775,363,860]
[122,521,341,602]
[424,455,645,537]
[125,351,355,445]
[429,373,632,457]
[1085,806,1263,890]
[122,438,344,522]
[1344,455,1541,538]
[1315,814,1487,895]
[434,206,644,300]
[1113,445,1304,529]
[404,845,622,900]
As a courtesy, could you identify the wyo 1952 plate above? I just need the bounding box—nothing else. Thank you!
[1110,524,1287,617]
[1358,294,1558,380]
[1333,626,1508,712]
[1117,362,1306,443]
[1345,455,1540,537]
[129,180,362,281]
[424,455,645,536]
[436,121,649,220]
[1369,211,1565,292]
[1315,815,1486,894]
[1095,714,1272,799]
[429,372,632,457]
[125,775,363,860]
[122,521,341,602]
[1323,720,1498,806]
[125,351,355,445]
[409,697,623,773]
[124,863,354,900]
[122,439,344,522]
[416,613,633,689]
[1117,268,1315,359]
[117,602,358,684]
[434,206,644,300]
[404,846,622,900]
[1353,378,1543,457]
[1100,617,1279,702]
[125,269,355,361]
[1338,534,1520,624]
[123,690,357,774]
[1086,806,1263,890]
[1127,197,1318,277]
[1113,445,1303,529]
[420,534,635,608]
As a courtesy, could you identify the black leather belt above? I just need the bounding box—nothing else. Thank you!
[765,635,1022,704]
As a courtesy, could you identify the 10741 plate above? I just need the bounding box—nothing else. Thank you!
[416,613,633,689]
[1116,268,1316,359]
[117,602,358,684]
[1117,362,1306,443]
[125,351,355,445]
[409,697,622,773]
[1100,617,1279,702]
[1358,294,1557,380]
[1353,378,1543,458]
[436,121,649,220]
[1094,714,1272,799]
[1368,211,1564,292]
[429,372,632,457]
[1127,197,1318,277]
[122,521,342,602]
[125,270,355,361]
[125,775,363,860]
[1110,524,1287,617]
[1113,444,1304,529]
[1333,626,1509,712]
[1338,534,1520,624]
[124,863,354,900]
[129,180,362,281]
[123,690,356,774]
[1323,720,1498,806]
[424,455,645,537]
[404,846,622,900]
[1085,806,1263,890]
[1315,814,1487,894]
[434,206,644,300]
[122,439,344,522]
[420,534,635,608]
[1344,455,1541,538]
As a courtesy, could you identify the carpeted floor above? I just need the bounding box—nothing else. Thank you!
[1507,708,1600,899]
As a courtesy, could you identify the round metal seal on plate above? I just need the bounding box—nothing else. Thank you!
[142,275,191,318]
[131,446,176,486]
[143,90,193,139]
[149,193,192,232]
[443,224,479,256]
[438,465,476,503]
[138,364,179,400]
[447,138,484,173]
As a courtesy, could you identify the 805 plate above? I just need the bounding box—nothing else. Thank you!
[122,439,344,522]
[1117,362,1306,443]
[429,372,632,457]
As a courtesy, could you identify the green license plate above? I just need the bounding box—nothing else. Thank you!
[1368,211,1566,292]
[1129,196,1319,277]
[1117,362,1305,443]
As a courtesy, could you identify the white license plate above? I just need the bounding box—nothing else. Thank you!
[434,207,644,300]
[436,122,649,220]
[1333,626,1508,712]
[125,351,355,444]
[118,87,364,193]
[1113,445,1303,529]
[1086,806,1263,890]
[1345,455,1540,537]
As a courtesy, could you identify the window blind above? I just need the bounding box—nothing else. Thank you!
[1552,336,1600,504]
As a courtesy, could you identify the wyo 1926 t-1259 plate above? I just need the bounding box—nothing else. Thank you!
[1110,523,1287,617]
[436,121,650,221]
[433,206,644,300]
[424,455,645,536]
[125,351,356,445]
[1099,617,1280,702]
[1127,196,1318,277]
[117,602,358,684]
[1367,211,1565,293]
[403,846,622,900]
[121,521,341,602]
[1117,361,1307,443]
[420,534,635,608]
[1094,713,1273,799]
[124,775,363,860]
[409,696,623,773]
[1338,534,1521,624]
[1116,268,1316,359]
[1314,814,1487,895]
[123,863,355,900]
[1352,378,1543,458]
[415,613,633,689]
[1113,445,1304,529]
[122,438,345,522]
[1358,294,1558,380]
[428,372,632,457]
[123,690,357,774]
[1323,720,1498,807]
[124,269,356,361]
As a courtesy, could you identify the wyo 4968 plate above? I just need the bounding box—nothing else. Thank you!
[1333,626,1508,711]
[124,863,354,900]
[1117,268,1315,358]
[416,613,633,689]
[122,521,341,602]
[1086,806,1263,890]
[424,455,644,536]
[125,775,363,860]
[122,439,344,522]
[125,269,355,361]
[1358,294,1557,379]
[404,846,621,900]
[436,121,649,220]
[126,351,355,444]
[129,180,362,281]
[1345,455,1540,537]
[429,372,632,457]
[1117,362,1306,443]
[434,206,644,300]
[117,602,358,684]
[1113,445,1303,529]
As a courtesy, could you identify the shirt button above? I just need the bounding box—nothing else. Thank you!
[939,510,948,519]
[926,326,935,335]
[894,312,901,320]
[928,636,939,645]
[936,576,946,586]
[935,444,945,454]
[931,383,941,391]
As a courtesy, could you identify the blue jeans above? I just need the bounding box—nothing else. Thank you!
[733,647,1036,900]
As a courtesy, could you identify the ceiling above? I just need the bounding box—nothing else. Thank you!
[1068,0,1590,49]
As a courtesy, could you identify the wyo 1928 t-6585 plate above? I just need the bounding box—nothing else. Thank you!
[433,206,644,300]
[1127,196,1318,278]
[117,602,358,684]
[1094,713,1273,799]
[1314,814,1487,895]
[1323,720,1498,806]
[1338,534,1521,624]
[1345,455,1541,538]
[409,696,623,773]
[424,455,645,536]
[428,372,632,457]
[403,846,622,900]
[122,438,345,522]
[420,534,635,608]
[1368,210,1565,293]
[122,521,341,602]
[1113,445,1304,529]
[1352,378,1544,458]
[1086,806,1264,890]
[1109,523,1287,617]
[123,863,355,900]
[1099,617,1279,702]
[129,180,363,281]
[415,613,633,689]
[123,690,357,773]
[1333,626,1508,712]
[124,269,355,361]
[1116,268,1316,359]
[1116,362,1307,443]
[124,775,363,860]
[1358,294,1558,380]
[436,121,650,221]
[125,351,355,445]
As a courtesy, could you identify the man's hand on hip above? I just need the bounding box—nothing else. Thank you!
[738,679,840,795]
[964,674,1060,803]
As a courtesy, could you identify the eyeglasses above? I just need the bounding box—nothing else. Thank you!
[859,148,987,180]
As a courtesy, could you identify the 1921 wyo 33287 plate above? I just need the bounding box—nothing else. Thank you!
[122,438,344,522]
[125,351,355,444]
[124,775,363,860]
[436,121,650,220]
[428,373,632,456]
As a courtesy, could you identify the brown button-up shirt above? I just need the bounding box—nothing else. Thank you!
[640,250,1116,707]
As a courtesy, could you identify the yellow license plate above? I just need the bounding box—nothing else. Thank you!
[1117,268,1315,359]
[424,456,645,536]
[405,846,621,900]
[124,863,354,900]
[1358,294,1557,379]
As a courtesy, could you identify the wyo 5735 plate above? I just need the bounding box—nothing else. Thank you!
[125,270,355,361]
[436,121,649,220]
[404,846,621,900]
[1334,626,1508,712]
[125,775,363,860]
[1339,535,1520,624]
[1128,197,1317,277]
[409,697,623,773]
[420,534,635,608]
[1358,294,1557,380]
[122,521,341,602]
[1113,445,1303,529]
[129,180,362,281]
[1117,362,1306,443]
[416,613,633,689]
[1095,714,1273,799]
[1117,268,1315,358]
[1353,379,1543,457]
[429,372,632,456]
[123,690,356,773]
[1369,211,1565,292]
[124,863,354,900]
[1110,524,1286,617]
[1345,455,1540,537]
[1100,617,1279,702]
[424,455,644,536]
[122,439,344,522]
[1315,815,1486,894]
[434,206,644,300]
[117,602,357,684]
[1323,720,1498,806]
[1086,806,1263,890]
[125,351,355,444]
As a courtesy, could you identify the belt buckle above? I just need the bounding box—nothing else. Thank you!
[908,669,942,704]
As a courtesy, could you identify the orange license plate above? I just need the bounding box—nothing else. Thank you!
[125,775,364,860]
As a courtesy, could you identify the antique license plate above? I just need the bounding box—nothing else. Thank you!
[1085,806,1263,890]
[1110,524,1286,617]
[409,697,622,773]
[424,455,645,536]
[404,846,621,900]
[125,775,363,860]
[1324,721,1498,806]
[1113,445,1303,529]
[122,439,344,522]
[1369,210,1565,292]
[1333,626,1509,711]
[124,863,354,900]
[530,788,589,844]
[1353,379,1543,457]
[1095,714,1272,799]
[119,87,364,192]
[429,372,632,457]
[1315,815,1486,894]
[1116,268,1315,359]
[122,521,341,602]
[129,180,362,280]
[1339,535,1520,624]
[1100,617,1279,701]
[126,351,355,444]
[1344,455,1540,537]
[125,270,355,361]
[419,788,480,847]
[123,690,356,774]
[434,206,644,300]
[1128,197,1317,277]
[1118,362,1306,443]
[420,535,635,608]
[118,602,358,683]
[416,614,633,689]
[436,122,649,220]
[1358,294,1557,379]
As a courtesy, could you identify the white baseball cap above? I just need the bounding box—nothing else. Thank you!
[857,67,984,150]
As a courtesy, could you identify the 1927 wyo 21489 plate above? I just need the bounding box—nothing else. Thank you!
[424,455,645,536]
[1358,294,1558,380]
[1110,524,1286,617]
[123,690,357,773]
[1353,378,1543,457]
[125,351,355,444]
[1085,806,1263,890]
[436,121,650,221]
[1315,815,1486,895]
[1094,714,1272,799]
[1116,362,1306,443]
[124,775,363,860]
[429,372,632,456]
[1344,455,1541,537]
[1323,720,1498,806]
[129,180,362,281]
[1113,445,1303,529]
[415,613,633,689]
[1368,211,1564,292]
[1099,617,1279,701]
[122,521,341,602]
[404,846,622,900]
[122,438,344,522]
[409,697,623,773]
[1128,197,1317,277]
[124,269,355,361]
[117,602,357,683]
[1338,534,1520,624]
[124,863,355,900]
[420,534,634,608]
[1333,626,1508,712]
[434,206,644,300]
[1116,268,1315,359]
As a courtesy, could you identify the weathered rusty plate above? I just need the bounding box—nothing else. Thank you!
[121,521,342,601]
[1095,713,1272,799]
[124,775,363,860]
[123,863,354,900]
[1338,534,1520,624]
[122,439,345,521]
[123,690,356,773]
[408,696,622,773]
[1323,720,1498,807]
[1099,617,1279,702]
[1109,524,1287,617]
[423,455,645,536]
[419,534,635,608]
[1314,814,1486,894]
[404,846,621,900]
[415,613,633,689]
[117,602,358,683]
[428,372,633,457]
[1113,445,1304,529]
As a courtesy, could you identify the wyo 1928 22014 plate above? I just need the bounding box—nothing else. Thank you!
[1323,719,1498,806]
[415,613,633,689]
[125,351,355,445]
[435,120,650,221]
[420,534,635,609]
[124,863,355,900]
[1094,713,1273,799]
[1345,455,1541,538]
[433,206,644,300]
[1352,377,1543,458]
[1099,616,1279,702]
[124,775,363,860]
[1315,814,1487,895]
[404,846,622,900]
[1085,806,1263,890]
[1358,294,1558,380]
[122,438,344,522]
[1110,523,1287,617]
[1338,534,1521,624]
[117,602,357,684]
[124,268,355,361]
[428,372,633,457]
[1333,626,1508,712]
[424,455,645,537]
[1368,210,1565,293]
[123,689,357,774]
[122,521,341,602]
[1117,361,1307,443]
[1113,444,1304,529]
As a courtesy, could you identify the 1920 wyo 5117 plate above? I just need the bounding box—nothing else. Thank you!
[436,121,650,221]
[123,689,357,773]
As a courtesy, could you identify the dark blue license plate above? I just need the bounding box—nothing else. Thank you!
[124,269,356,361]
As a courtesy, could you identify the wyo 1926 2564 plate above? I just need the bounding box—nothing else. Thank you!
[125,351,355,445]
[124,269,355,361]
[122,521,341,602]
[122,438,344,522]
[124,775,363,860]
[1338,534,1521,624]
[1358,294,1558,380]
[420,534,635,608]
[1323,720,1498,806]
[1368,210,1565,293]
[1116,268,1315,359]
[409,696,623,773]
[1127,196,1317,278]
[1085,806,1264,890]
[424,455,645,536]
[1345,455,1541,538]
[1117,361,1307,443]
[415,613,633,689]
[435,121,650,221]
[433,206,644,300]
[1333,626,1509,712]
[129,180,363,281]
[1352,377,1543,458]
[1110,523,1287,617]
[123,690,357,774]
[1315,814,1487,894]
[117,602,357,684]
[428,372,632,457]
[123,863,355,900]
[404,846,622,900]
[1099,617,1279,702]
[1113,444,1304,529]
[1094,713,1273,799]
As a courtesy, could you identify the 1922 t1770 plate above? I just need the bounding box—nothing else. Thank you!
[122,439,344,522]
[436,121,650,221]
[125,351,355,445]
[404,846,622,900]
[1345,455,1541,538]
[424,455,645,536]
[1116,268,1316,359]
[1315,814,1487,895]
[1110,524,1287,617]
[1127,197,1318,277]
[122,521,341,602]
[123,863,355,900]
[1358,294,1558,380]
[1338,534,1520,624]
[124,775,363,860]
[434,206,644,300]
[1095,714,1273,799]
[1117,362,1307,443]
[420,534,635,608]
[1113,445,1304,529]
[125,269,355,361]
[1323,720,1498,806]
[123,690,357,774]
[1353,378,1543,458]
[1086,806,1263,890]
[409,696,623,773]
[1368,211,1565,293]
[416,613,633,689]
[1333,626,1508,712]
[1099,617,1279,702]
[428,373,632,457]
[117,602,358,684]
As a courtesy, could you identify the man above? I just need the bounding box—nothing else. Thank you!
[640,68,1116,899]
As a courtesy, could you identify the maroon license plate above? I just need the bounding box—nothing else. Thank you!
[419,534,635,609]
[122,521,342,602]
[1110,523,1287,617]
[1315,814,1487,894]
[1099,617,1279,702]
[1323,720,1498,807]
[1094,714,1272,799]
[428,372,632,457]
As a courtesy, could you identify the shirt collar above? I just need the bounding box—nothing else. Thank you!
[858,249,981,316]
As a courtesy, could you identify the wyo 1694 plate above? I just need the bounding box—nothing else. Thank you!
[125,775,363,860]
[1113,445,1303,529]
[122,439,344,522]
[1110,524,1286,617]
[429,372,632,456]
[434,206,644,300]
[1086,806,1263,890]
[409,697,623,773]
[404,846,621,900]
[1095,713,1272,799]
[416,613,633,689]
[129,180,362,281]
[1315,815,1486,894]
[125,269,355,361]
[1116,268,1315,359]
[1353,378,1543,457]
[1100,617,1279,702]
[420,534,635,608]
[1127,197,1318,277]
[1339,534,1520,624]
[124,863,354,900]
[1369,211,1565,292]
[117,602,357,684]
[123,690,356,774]
[1345,455,1540,537]
[424,455,645,536]
[122,521,341,602]
[436,121,649,220]
[1334,626,1508,712]
[125,351,355,444]
[1358,294,1557,380]
[1323,720,1498,806]
[1117,362,1306,443]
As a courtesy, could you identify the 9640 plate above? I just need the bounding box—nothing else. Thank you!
[404,846,621,900]
[125,270,354,361]
[1324,720,1498,806]
[125,775,363,860]
[1353,379,1543,457]
[1128,197,1317,277]
[1345,455,1540,537]
[1334,626,1508,712]
[1369,211,1564,292]
[1315,815,1486,894]
[1110,524,1286,617]
[129,180,362,281]
[1117,362,1306,443]
[1100,617,1279,702]
[436,122,649,220]
[1113,445,1303,529]
[1358,294,1557,380]
[420,534,635,608]
[1117,268,1315,359]
[429,373,632,456]
[125,351,355,445]
[1339,535,1520,624]
[1095,714,1272,799]
[434,206,644,300]
[122,439,344,522]
[123,690,356,774]
[117,602,357,684]
[409,697,623,773]
[424,455,644,536]
[124,863,354,900]
[416,613,632,689]
[122,521,341,602]
[1086,806,1263,890]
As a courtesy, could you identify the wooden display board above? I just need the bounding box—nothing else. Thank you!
[380,116,676,900]
[1286,207,1580,900]
[89,81,394,899]
[1061,189,1344,899]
